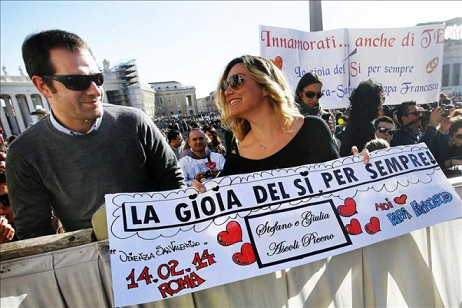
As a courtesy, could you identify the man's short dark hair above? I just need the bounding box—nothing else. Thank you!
[374,116,395,129]
[167,130,180,143]
[364,138,390,152]
[22,29,94,87]
[396,101,417,125]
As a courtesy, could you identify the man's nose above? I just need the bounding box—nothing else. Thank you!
[86,81,102,96]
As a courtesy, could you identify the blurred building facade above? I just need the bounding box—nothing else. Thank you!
[149,81,197,117]
[196,92,219,114]
[439,17,462,97]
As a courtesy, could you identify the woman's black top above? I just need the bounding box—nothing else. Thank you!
[220,116,340,176]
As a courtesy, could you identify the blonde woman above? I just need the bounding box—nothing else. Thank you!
[216,55,339,176]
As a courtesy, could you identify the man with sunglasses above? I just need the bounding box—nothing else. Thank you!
[391,101,442,147]
[374,116,396,144]
[6,30,184,239]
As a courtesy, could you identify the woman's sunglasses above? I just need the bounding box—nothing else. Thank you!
[455,134,462,140]
[376,127,395,135]
[304,91,323,99]
[222,74,244,92]
[42,72,104,91]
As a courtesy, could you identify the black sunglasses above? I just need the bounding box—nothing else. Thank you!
[376,127,395,135]
[407,111,421,117]
[455,134,462,140]
[304,91,323,99]
[0,194,9,206]
[222,74,244,92]
[42,72,104,91]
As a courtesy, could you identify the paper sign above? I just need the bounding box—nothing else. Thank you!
[105,144,461,306]
[259,24,445,108]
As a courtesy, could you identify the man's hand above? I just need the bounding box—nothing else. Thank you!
[428,107,443,127]
[439,116,452,134]
[0,217,15,243]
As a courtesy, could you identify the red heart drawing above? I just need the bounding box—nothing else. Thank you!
[365,217,381,235]
[232,243,256,266]
[345,218,362,235]
[394,194,407,204]
[205,161,216,169]
[270,56,283,70]
[217,221,242,246]
[337,198,357,217]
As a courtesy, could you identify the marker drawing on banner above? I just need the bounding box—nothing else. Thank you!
[105,144,462,307]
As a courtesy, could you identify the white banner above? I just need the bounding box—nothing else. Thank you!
[259,24,445,109]
[106,144,461,306]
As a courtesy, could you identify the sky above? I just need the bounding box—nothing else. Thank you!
[1,1,460,98]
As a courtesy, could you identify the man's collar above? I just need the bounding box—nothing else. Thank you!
[187,149,208,159]
[50,111,102,136]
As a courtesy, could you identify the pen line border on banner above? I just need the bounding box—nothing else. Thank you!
[244,199,353,268]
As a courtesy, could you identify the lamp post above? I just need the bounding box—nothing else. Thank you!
[309,0,323,32]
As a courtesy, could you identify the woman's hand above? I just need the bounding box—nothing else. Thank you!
[352,146,370,164]
[0,217,15,243]
[190,179,207,193]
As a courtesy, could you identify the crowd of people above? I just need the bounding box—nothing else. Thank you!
[0,29,461,250]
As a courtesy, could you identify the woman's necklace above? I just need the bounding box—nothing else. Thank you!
[251,130,267,150]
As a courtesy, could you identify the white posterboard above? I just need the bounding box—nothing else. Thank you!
[106,144,461,306]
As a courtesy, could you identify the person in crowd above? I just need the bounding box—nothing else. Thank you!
[451,108,462,117]
[430,116,462,171]
[295,72,340,148]
[339,79,384,157]
[374,116,395,144]
[391,101,442,147]
[178,128,225,185]
[0,127,4,146]
[166,129,184,160]
[215,55,340,177]
[203,125,226,156]
[364,138,390,152]
[0,146,6,163]
[180,141,190,158]
[189,55,370,307]
[0,170,16,243]
[6,29,184,240]
[335,114,348,141]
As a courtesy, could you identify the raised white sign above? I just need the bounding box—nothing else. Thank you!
[259,24,445,108]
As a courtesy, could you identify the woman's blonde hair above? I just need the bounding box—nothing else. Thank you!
[215,55,300,141]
